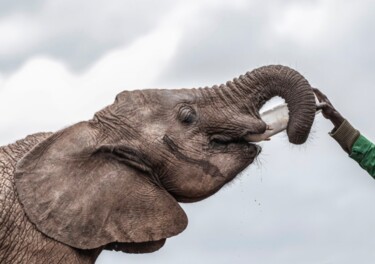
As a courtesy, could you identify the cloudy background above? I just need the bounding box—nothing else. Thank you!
[1,0,375,263]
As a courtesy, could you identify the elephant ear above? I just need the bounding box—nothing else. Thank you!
[14,122,188,250]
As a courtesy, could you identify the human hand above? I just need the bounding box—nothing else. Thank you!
[313,88,345,129]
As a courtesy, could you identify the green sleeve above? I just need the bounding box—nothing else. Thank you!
[330,120,375,178]
[330,120,360,154]
[350,135,375,177]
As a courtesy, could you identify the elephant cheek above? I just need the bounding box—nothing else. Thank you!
[162,161,226,201]
[209,153,255,181]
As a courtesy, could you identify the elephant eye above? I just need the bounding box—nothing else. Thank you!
[178,106,197,124]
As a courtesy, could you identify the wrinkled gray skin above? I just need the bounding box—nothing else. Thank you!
[0,65,316,263]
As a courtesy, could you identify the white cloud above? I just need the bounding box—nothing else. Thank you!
[273,0,367,47]
[275,2,328,45]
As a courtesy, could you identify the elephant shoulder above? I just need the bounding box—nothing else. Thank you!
[0,131,99,264]
[0,131,54,226]
[0,132,53,164]
[0,132,53,232]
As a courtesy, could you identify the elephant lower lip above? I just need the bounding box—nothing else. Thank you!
[229,143,261,162]
[105,239,166,253]
[173,189,220,203]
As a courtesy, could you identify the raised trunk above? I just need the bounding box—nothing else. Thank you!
[223,65,316,144]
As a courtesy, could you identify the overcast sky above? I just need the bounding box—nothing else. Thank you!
[1,0,375,263]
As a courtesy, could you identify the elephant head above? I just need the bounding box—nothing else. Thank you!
[14,65,316,253]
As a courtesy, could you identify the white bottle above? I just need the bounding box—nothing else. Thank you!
[246,102,321,142]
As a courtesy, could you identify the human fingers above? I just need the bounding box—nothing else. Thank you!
[316,102,328,110]
[312,88,327,102]
[312,88,332,105]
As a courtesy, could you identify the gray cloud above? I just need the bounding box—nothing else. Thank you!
[0,0,45,16]
[0,0,184,72]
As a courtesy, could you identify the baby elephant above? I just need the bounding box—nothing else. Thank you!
[0,65,316,263]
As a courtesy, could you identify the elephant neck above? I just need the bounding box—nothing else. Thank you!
[0,133,101,264]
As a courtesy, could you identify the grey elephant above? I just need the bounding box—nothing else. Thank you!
[0,65,316,263]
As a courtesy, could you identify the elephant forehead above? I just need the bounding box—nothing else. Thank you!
[141,123,167,139]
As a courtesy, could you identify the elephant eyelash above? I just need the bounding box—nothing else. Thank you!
[177,106,197,125]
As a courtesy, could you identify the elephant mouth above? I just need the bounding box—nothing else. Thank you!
[104,239,166,253]
[209,134,262,157]
[210,134,248,146]
[162,134,261,203]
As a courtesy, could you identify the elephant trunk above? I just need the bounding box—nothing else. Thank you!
[224,65,316,144]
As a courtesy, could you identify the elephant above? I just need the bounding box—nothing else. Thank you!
[0,65,316,263]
